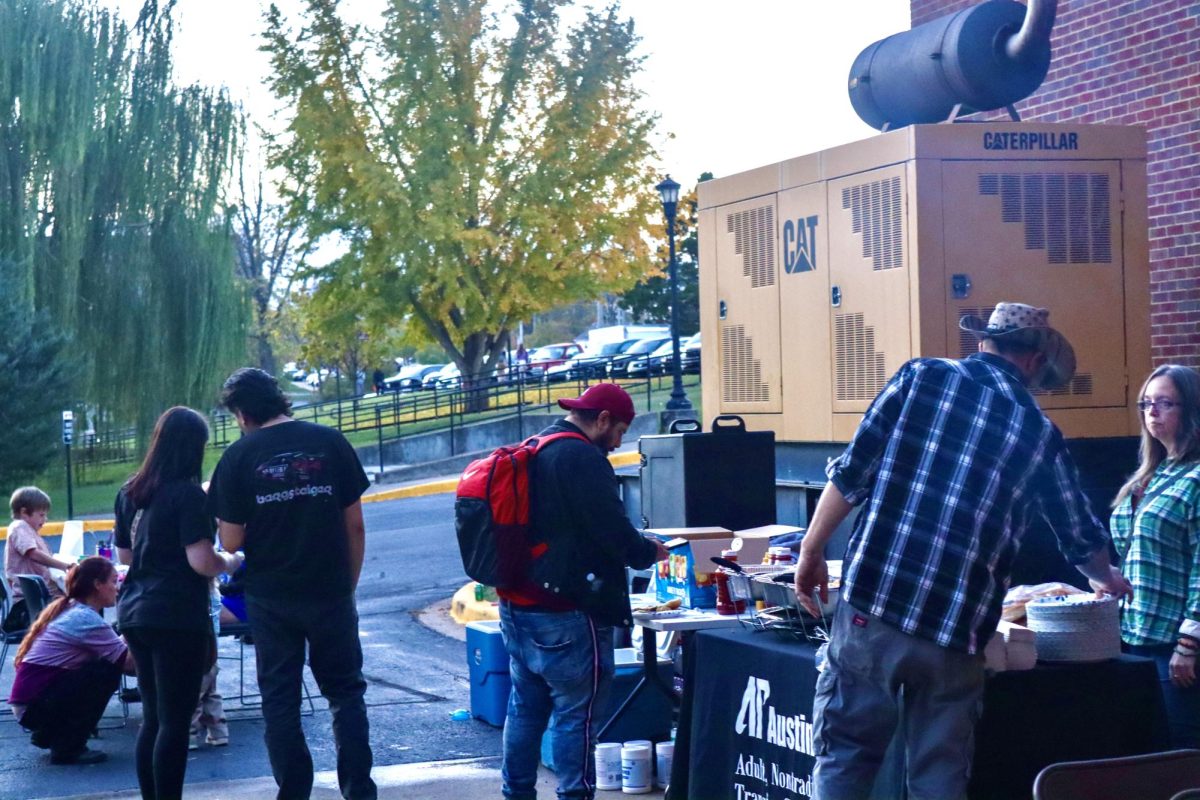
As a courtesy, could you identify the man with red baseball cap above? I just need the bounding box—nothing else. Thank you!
[497,383,668,800]
[555,382,638,452]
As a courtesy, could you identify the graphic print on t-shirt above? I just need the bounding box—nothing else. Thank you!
[253,451,335,505]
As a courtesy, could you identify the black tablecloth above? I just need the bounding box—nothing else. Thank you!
[969,653,1169,799]
[668,626,1168,800]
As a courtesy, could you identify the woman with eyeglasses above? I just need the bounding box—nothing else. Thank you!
[1107,364,1200,747]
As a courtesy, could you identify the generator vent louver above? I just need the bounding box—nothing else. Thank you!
[835,313,887,401]
[979,173,1112,264]
[721,325,770,403]
[725,206,776,288]
[842,177,903,271]
[957,306,1093,397]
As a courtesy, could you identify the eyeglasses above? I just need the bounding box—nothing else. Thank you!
[1138,399,1182,412]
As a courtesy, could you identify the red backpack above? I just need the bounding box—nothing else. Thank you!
[454,431,589,589]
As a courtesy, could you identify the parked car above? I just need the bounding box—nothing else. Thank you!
[282,361,307,382]
[384,363,443,392]
[547,339,641,382]
[607,337,671,378]
[681,332,702,374]
[303,368,332,388]
[647,332,699,375]
[626,339,673,378]
[425,362,462,389]
[527,342,583,380]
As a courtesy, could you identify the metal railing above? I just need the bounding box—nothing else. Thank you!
[69,364,700,471]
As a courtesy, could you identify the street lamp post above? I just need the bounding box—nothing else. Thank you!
[656,175,693,412]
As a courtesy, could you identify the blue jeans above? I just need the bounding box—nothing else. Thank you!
[499,601,613,800]
[1125,642,1200,748]
[246,593,376,800]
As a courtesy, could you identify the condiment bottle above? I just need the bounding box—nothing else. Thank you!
[768,546,795,567]
[714,549,745,615]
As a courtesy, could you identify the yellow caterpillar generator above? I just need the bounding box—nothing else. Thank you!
[697,122,1149,581]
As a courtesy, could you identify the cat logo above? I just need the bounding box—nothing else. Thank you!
[783,215,819,274]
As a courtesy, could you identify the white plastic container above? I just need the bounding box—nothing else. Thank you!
[621,743,652,794]
[655,740,674,789]
[595,743,623,790]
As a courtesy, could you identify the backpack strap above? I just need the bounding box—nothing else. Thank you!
[524,431,592,452]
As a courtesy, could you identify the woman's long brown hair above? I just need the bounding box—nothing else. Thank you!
[14,557,115,667]
[1114,364,1200,507]
[123,406,208,509]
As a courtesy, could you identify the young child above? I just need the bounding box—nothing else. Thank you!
[4,488,73,631]
[189,578,231,750]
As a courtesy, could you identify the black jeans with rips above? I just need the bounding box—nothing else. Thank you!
[19,658,122,759]
[246,592,376,800]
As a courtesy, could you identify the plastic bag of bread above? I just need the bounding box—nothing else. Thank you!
[1002,582,1085,623]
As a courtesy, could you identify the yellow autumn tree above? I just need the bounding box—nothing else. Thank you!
[263,0,659,393]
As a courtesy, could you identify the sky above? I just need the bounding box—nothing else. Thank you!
[102,0,913,190]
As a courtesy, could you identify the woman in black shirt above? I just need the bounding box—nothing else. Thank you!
[114,407,242,800]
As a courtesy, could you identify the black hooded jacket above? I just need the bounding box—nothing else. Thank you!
[526,420,660,628]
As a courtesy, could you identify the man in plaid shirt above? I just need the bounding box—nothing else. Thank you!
[795,302,1132,800]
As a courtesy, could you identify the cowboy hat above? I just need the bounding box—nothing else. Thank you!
[959,302,1076,390]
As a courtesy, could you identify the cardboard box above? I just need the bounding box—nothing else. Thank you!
[647,525,802,608]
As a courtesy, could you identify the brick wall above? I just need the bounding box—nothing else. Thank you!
[908,0,1200,366]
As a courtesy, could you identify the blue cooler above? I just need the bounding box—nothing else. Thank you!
[466,620,511,727]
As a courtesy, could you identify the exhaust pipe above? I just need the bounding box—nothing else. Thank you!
[1006,0,1058,63]
[848,0,1056,130]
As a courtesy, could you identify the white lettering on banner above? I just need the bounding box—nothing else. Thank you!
[734,784,770,800]
[734,754,767,783]
[771,763,813,796]
[735,676,816,757]
[766,706,816,756]
[255,484,335,505]
[735,676,771,739]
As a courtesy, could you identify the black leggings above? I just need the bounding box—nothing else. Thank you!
[19,659,122,758]
[124,627,210,800]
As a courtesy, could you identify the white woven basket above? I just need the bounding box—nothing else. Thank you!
[1025,594,1121,662]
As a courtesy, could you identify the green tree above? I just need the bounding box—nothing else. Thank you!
[295,268,401,395]
[0,262,73,487]
[233,149,307,376]
[0,0,246,434]
[617,175,710,334]
[263,0,659,403]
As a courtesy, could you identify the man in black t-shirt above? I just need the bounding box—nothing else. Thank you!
[208,368,376,800]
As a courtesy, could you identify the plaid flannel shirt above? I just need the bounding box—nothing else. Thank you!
[829,353,1110,654]
[1110,459,1200,646]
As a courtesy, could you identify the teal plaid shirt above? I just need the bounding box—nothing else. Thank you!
[1110,459,1200,646]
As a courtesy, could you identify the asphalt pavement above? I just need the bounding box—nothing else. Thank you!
[0,489,666,800]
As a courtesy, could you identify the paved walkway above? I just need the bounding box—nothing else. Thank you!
[48,757,667,799]
[33,439,663,798]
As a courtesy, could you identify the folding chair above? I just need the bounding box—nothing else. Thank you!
[15,575,51,618]
[1033,749,1200,800]
[217,618,315,717]
[0,579,29,671]
[0,580,30,721]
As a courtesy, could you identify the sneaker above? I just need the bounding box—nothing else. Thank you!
[188,732,200,751]
[206,734,229,747]
[50,747,107,765]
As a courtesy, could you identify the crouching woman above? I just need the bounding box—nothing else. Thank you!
[7,557,135,764]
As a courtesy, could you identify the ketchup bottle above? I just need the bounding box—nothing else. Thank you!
[715,549,745,615]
